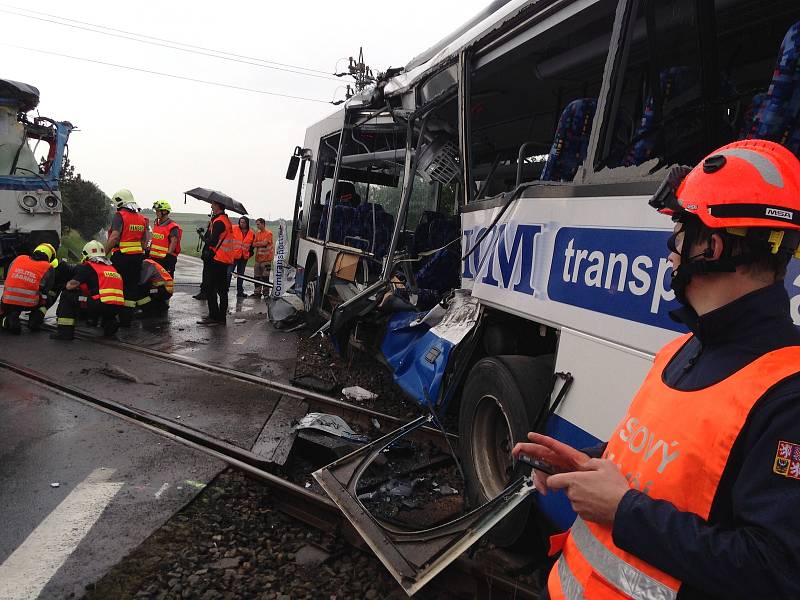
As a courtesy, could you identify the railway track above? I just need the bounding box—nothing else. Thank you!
[42,322,456,450]
[0,354,539,599]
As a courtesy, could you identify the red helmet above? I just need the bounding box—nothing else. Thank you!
[651,139,800,231]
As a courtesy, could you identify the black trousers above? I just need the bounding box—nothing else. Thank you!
[154,254,177,278]
[0,302,44,330]
[200,257,211,296]
[56,290,120,326]
[139,285,171,313]
[206,261,230,321]
[111,252,144,322]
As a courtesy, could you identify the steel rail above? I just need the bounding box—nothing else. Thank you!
[0,358,537,599]
[46,323,457,447]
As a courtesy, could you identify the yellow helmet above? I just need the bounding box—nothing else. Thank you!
[33,243,55,262]
[81,240,106,262]
[112,189,138,211]
[153,200,172,212]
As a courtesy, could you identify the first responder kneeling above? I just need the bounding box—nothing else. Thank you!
[51,241,125,340]
[0,243,56,334]
[137,257,174,314]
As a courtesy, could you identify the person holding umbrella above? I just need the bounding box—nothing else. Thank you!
[197,200,236,325]
[184,188,247,325]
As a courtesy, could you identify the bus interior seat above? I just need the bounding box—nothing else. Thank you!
[412,211,445,255]
[740,21,800,156]
[622,66,695,167]
[540,98,598,182]
[345,202,395,258]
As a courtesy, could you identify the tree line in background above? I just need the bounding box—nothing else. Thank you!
[54,157,113,240]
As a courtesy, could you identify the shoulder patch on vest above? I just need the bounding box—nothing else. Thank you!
[773,441,800,479]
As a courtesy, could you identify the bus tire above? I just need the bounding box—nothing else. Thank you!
[458,354,554,548]
[302,256,321,317]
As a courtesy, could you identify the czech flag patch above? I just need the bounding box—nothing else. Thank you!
[773,441,800,479]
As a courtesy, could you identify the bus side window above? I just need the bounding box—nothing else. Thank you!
[597,0,800,173]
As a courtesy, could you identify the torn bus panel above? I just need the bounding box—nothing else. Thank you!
[379,290,481,409]
[313,415,535,596]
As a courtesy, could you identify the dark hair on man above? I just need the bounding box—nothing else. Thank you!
[256,218,266,225]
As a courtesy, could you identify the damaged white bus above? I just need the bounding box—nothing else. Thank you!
[285,0,800,593]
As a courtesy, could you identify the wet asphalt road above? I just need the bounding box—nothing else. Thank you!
[0,254,298,599]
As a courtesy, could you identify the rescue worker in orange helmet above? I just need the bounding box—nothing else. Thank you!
[138,257,174,314]
[514,140,800,599]
[106,189,148,326]
[197,200,235,325]
[51,240,124,340]
[0,243,55,334]
[150,200,182,277]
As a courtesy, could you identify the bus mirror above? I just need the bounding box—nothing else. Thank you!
[286,155,300,180]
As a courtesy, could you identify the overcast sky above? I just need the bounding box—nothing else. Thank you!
[2,1,489,220]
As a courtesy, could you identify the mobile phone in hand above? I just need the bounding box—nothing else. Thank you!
[516,454,564,476]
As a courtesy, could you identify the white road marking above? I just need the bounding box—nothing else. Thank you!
[0,468,123,600]
[154,482,169,499]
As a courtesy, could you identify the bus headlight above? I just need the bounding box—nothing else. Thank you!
[21,195,38,209]
[44,195,59,209]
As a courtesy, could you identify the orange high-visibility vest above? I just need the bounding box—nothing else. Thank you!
[210,214,235,265]
[111,209,147,254]
[230,226,254,260]
[150,220,182,258]
[254,229,274,263]
[80,262,125,306]
[143,258,174,294]
[549,334,800,600]
[2,255,50,307]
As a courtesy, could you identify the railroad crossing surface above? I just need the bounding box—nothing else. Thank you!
[0,255,299,599]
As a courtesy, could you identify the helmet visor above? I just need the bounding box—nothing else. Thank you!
[649,166,692,214]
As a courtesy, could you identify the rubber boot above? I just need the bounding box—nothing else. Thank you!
[2,311,21,335]
[50,324,75,340]
[27,308,45,332]
[102,317,119,337]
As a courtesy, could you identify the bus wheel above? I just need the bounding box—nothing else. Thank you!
[302,260,320,316]
[458,354,553,547]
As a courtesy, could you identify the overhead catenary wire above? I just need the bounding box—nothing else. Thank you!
[0,4,341,82]
[3,43,334,104]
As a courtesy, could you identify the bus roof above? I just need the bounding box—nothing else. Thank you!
[383,0,539,98]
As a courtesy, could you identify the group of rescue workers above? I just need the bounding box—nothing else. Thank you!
[0,188,274,338]
[0,190,179,339]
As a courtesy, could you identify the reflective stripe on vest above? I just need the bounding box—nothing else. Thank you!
[114,210,146,254]
[254,230,274,262]
[210,215,235,265]
[2,255,50,307]
[85,263,125,305]
[143,259,174,294]
[151,221,182,258]
[549,336,800,599]
[231,227,254,260]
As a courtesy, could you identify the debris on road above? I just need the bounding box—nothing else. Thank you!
[83,364,141,384]
[296,412,369,443]
[341,386,378,402]
[290,374,336,394]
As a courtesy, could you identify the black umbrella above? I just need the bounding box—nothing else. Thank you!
[184,187,248,215]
